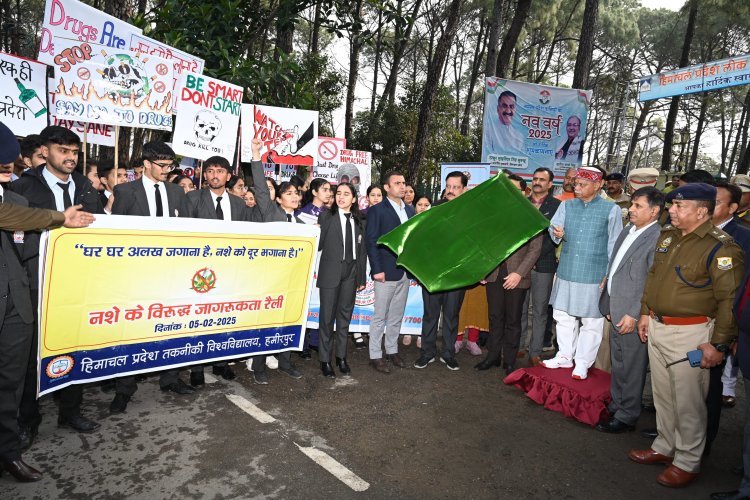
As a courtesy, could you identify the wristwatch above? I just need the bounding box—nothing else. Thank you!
[713,343,730,353]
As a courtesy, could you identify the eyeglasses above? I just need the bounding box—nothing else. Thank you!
[150,161,175,170]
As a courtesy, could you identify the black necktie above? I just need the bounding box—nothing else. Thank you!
[286,213,292,223]
[215,196,224,219]
[57,182,72,209]
[154,184,164,217]
[345,213,354,262]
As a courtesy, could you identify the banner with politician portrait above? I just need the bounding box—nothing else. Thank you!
[37,216,319,395]
[481,78,592,182]
[50,37,174,130]
[240,104,318,166]
[0,52,48,136]
[172,72,242,160]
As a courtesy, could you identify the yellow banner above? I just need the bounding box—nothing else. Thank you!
[38,215,319,395]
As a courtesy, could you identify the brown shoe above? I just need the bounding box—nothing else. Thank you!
[386,353,406,368]
[723,396,736,408]
[370,358,391,374]
[628,448,673,465]
[529,356,542,367]
[656,464,698,488]
[516,350,527,359]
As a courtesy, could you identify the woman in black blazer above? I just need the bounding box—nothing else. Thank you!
[316,182,367,378]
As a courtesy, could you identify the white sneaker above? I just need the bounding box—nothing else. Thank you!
[266,356,279,370]
[572,365,588,380]
[541,356,573,369]
[245,359,254,372]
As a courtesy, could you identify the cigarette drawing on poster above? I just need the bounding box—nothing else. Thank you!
[241,104,318,166]
[50,37,174,130]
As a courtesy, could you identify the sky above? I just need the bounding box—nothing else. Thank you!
[640,0,685,11]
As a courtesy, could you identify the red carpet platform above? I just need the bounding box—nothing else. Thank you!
[503,366,611,427]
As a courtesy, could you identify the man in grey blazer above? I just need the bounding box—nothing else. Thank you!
[597,186,664,433]
[186,155,253,385]
[110,141,193,414]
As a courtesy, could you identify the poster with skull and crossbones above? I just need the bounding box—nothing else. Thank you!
[171,71,242,161]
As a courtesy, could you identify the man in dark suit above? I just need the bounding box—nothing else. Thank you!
[97,159,127,212]
[705,180,750,454]
[12,125,104,440]
[414,171,469,371]
[185,155,253,386]
[109,141,193,414]
[365,171,415,373]
[520,167,561,366]
[0,123,93,481]
[597,187,663,433]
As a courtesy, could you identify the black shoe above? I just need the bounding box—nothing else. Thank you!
[336,357,351,376]
[253,371,269,385]
[0,458,42,482]
[109,393,130,415]
[161,379,196,395]
[440,356,460,371]
[212,365,236,380]
[504,364,516,376]
[321,362,336,378]
[711,491,750,500]
[190,371,205,386]
[279,366,303,379]
[298,349,312,360]
[58,414,100,433]
[595,417,635,434]
[475,359,501,371]
[18,425,38,451]
[414,355,435,369]
[353,336,367,349]
[640,427,658,439]
[100,379,116,393]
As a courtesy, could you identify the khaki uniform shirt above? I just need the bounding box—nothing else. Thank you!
[0,203,65,231]
[640,220,745,344]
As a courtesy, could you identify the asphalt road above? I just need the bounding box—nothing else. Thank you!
[5,341,745,499]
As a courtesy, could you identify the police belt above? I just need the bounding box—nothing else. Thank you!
[649,311,711,326]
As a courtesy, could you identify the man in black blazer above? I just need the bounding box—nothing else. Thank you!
[365,171,415,373]
[11,126,104,440]
[110,141,193,414]
[186,155,253,385]
[414,171,467,371]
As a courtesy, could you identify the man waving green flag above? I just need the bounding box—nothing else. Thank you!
[377,173,550,293]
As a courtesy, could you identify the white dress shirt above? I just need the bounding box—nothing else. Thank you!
[42,166,75,211]
[607,221,658,294]
[386,197,408,224]
[141,174,170,217]
[338,210,357,260]
[209,189,231,221]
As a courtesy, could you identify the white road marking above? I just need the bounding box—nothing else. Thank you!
[204,373,219,384]
[294,443,370,492]
[226,394,276,423]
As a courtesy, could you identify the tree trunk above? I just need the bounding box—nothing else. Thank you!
[370,9,384,115]
[496,0,532,78]
[371,0,424,127]
[406,0,463,184]
[729,89,750,174]
[460,17,488,135]
[484,0,505,76]
[310,0,323,54]
[344,0,364,140]
[571,0,599,89]
[274,0,296,62]
[688,95,708,171]
[661,0,698,171]
[623,100,653,172]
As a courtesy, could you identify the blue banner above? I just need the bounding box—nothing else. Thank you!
[639,54,750,101]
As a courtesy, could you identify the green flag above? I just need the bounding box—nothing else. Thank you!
[377,173,551,293]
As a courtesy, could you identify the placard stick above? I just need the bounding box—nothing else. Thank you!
[114,126,120,175]
[83,126,88,172]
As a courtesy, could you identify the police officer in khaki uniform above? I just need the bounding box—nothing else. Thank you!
[628,183,745,488]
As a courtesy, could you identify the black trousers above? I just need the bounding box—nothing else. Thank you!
[115,369,181,396]
[420,288,465,360]
[0,296,33,461]
[705,360,726,454]
[485,277,528,367]
[318,261,357,363]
